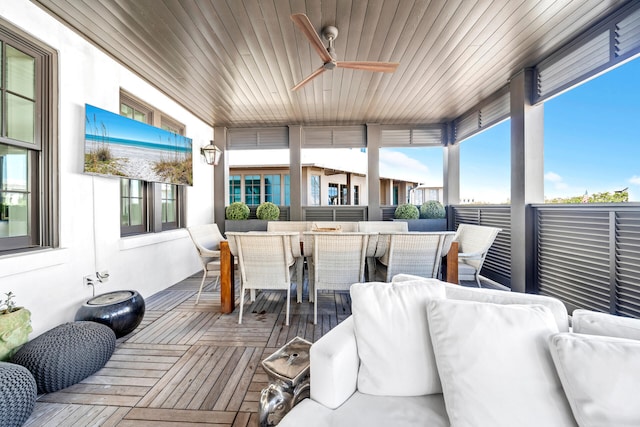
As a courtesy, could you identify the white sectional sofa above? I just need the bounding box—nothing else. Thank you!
[278,275,640,427]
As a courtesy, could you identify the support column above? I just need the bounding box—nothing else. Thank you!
[367,124,381,220]
[510,69,544,293]
[214,126,228,233]
[289,125,303,220]
[443,122,460,231]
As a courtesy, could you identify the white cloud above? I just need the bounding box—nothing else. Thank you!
[629,175,640,185]
[544,171,563,182]
[379,150,432,183]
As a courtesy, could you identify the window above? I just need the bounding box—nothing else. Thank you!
[0,21,57,253]
[353,185,360,205]
[264,174,281,205]
[339,184,348,205]
[311,175,320,205]
[284,175,290,205]
[119,91,186,235]
[229,175,241,203]
[328,183,338,205]
[244,175,260,205]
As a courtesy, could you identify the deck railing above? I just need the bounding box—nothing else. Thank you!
[452,203,640,317]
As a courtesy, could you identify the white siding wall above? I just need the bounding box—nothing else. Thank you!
[0,0,214,337]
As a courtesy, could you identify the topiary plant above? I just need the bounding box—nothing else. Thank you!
[256,201,280,220]
[225,202,250,220]
[394,203,419,219]
[420,200,446,219]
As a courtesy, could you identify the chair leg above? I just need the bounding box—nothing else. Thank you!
[250,289,256,301]
[476,274,482,288]
[285,289,290,326]
[313,287,318,325]
[238,286,245,324]
[195,269,207,304]
[296,258,304,303]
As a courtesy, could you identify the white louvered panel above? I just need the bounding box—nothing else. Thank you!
[228,127,288,149]
[479,91,510,129]
[616,7,640,56]
[410,127,443,146]
[303,126,365,148]
[536,208,611,312]
[381,129,410,146]
[616,211,640,317]
[453,111,480,142]
[537,31,610,99]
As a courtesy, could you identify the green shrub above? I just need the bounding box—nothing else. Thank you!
[256,202,280,220]
[225,202,250,220]
[394,203,419,219]
[420,200,446,219]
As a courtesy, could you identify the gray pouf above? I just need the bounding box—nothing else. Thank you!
[11,321,116,394]
[0,362,37,427]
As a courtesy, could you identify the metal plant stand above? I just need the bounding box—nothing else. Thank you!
[259,336,312,426]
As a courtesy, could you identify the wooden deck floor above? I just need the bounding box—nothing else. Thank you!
[23,274,351,426]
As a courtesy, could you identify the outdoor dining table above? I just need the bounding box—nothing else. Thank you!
[218,237,459,314]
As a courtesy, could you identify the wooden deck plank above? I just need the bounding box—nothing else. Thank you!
[23,271,354,426]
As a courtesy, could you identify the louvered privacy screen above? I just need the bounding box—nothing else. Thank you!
[302,126,365,148]
[536,205,640,317]
[535,2,640,103]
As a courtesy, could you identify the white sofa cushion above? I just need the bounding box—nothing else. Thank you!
[549,332,640,427]
[427,299,576,427]
[391,274,570,332]
[572,309,640,339]
[278,391,449,427]
[350,280,446,396]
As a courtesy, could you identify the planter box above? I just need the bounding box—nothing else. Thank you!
[393,218,447,232]
[225,219,268,233]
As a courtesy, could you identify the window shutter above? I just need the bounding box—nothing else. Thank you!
[228,127,288,149]
[302,126,365,148]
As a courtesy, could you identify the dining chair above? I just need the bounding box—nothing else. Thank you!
[454,224,502,287]
[375,232,456,282]
[226,232,301,325]
[187,223,226,304]
[357,221,409,280]
[266,221,309,302]
[304,232,370,324]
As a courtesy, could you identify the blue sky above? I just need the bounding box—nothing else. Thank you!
[383,56,640,203]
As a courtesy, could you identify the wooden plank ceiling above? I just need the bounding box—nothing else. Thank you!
[32,0,625,128]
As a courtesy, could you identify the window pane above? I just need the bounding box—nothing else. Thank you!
[6,45,34,99]
[129,197,143,226]
[265,174,281,205]
[163,199,176,222]
[7,94,35,144]
[311,175,320,205]
[328,183,338,205]
[284,174,290,206]
[0,145,29,238]
[120,104,133,119]
[120,199,130,226]
[133,110,146,123]
[229,175,241,203]
[245,175,260,205]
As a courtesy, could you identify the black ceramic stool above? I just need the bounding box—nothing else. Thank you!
[11,321,115,394]
[75,290,145,338]
[0,362,37,426]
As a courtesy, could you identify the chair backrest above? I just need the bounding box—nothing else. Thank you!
[267,221,310,233]
[187,223,225,264]
[357,221,408,233]
[454,224,502,269]
[379,232,455,280]
[311,221,359,232]
[306,232,369,290]
[226,232,300,290]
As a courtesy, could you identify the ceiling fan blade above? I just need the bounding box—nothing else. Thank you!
[292,66,327,91]
[291,13,333,63]
[336,61,399,73]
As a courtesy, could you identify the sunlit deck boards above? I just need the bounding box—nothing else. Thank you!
[24,273,349,426]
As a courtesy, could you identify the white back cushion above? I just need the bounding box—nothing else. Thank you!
[549,333,640,427]
[350,280,446,396]
[427,299,576,427]
[572,309,640,340]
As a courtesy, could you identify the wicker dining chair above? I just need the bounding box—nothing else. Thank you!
[187,223,226,304]
[454,224,502,287]
[304,232,370,324]
[375,232,456,282]
[226,232,301,325]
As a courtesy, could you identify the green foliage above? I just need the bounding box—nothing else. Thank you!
[547,191,629,204]
[0,292,16,315]
[256,202,280,220]
[154,156,193,186]
[394,203,419,219]
[420,200,446,219]
[226,202,250,220]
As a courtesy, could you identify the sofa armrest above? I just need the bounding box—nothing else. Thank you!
[310,316,359,409]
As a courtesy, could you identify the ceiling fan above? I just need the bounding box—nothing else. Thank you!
[290,13,400,91]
